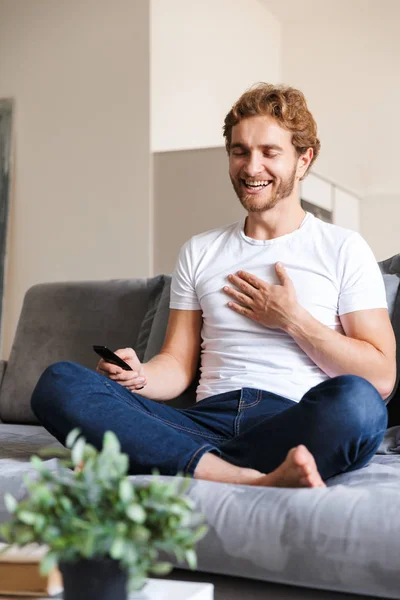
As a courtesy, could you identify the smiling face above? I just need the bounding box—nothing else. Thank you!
[229,115,303,213]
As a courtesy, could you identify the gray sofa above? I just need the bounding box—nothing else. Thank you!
[0,255,400,600]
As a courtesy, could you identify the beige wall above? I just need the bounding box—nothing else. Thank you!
[151,0,281,151]
[281,20,368,196]
[361,195,400,261]
[151,0,282,273]
[280,18,400,256]
[281,17,399,197]
[154,148,244,275]
[0,0,152,358]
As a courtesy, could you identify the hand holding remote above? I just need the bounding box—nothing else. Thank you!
[95,347,147,391]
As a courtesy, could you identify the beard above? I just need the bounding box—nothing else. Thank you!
[231,165,297,213]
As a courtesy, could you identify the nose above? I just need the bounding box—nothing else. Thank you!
[243,151,264,177]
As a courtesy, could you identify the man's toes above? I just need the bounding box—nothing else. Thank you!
[311,472,325,488]
[300,463,312,475]
[292,444,310,466]
[300,473,319,488]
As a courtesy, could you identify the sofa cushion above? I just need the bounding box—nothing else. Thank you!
[0,424,62,460]
[2,455,400,599]
[128,457,400,600]
[143,276,198,409]
[143,277,171,363]
[134,274,165,362]
[0,279,160,424]
[0,433,400,599]
[381,273,400,319]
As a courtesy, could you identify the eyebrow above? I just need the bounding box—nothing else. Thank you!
[230,143,284,152]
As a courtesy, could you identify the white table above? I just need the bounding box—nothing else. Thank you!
[131,578,214,600]
[30,578,214,600]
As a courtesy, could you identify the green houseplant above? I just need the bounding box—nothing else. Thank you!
[0,429,208,600]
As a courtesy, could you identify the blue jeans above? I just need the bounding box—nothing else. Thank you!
[31,361,388,481]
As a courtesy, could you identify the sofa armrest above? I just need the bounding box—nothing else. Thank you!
[0,279,158,423]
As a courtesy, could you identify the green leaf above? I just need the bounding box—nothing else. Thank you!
[114,454,129,477]
[128,573,147,592]
[70,517,91,530]
[150,561,172,575]
[66,428,82,449]
[173,547,186,563]
[39,446,71,459]
[18,511,38,525]
[119,480,133,503]
[4,493,18,514]
[42,526,61,542]
[40,551,58,575]
[110,537,124,559]
[71,436,86,467]
[103,431,120,454]
[31,484,54,506]
[59,497,73,512]
[82,531,96,557]
[131,525,150,543]
[122,543,138,563]
[185,549,197,570]
[190,524,208,544]
[33,514,46,531]
[126,504,146,524]
[30,455,44,470]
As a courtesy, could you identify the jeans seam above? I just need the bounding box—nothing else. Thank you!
[234,389,263,436]
[185,443,216,475]
[234,389,245,436]
[242,389,263,409]
[103,381,227,442]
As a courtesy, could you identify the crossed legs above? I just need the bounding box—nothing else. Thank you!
[31,363,388,488]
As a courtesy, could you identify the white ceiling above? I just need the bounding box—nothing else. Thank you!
[260,0,400,23]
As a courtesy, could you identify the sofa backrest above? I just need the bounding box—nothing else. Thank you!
[0,277,164,423]
[379,254,400,426]
[1,252,399,424]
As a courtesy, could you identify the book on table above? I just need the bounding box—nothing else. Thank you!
[0,543,63,597]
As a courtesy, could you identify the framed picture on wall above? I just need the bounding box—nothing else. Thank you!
[301,199,333,223]
[0,99,13,352]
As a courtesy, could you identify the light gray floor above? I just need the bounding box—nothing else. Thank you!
[167,569,391,600]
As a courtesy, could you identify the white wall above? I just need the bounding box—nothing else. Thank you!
[281,19,400,198]
[301,172,360,231]
[361,194,400,261]
[0,0,152,358]
[301,173,332,212]
[334,188,360,232]
[151,0,281,151]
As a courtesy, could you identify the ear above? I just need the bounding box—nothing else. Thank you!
[297,148,313,180]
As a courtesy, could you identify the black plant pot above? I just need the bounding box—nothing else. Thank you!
[60,558,128,600]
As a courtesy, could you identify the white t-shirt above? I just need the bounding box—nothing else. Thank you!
[170,213,387,402]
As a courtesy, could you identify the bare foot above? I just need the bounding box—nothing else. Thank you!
[255,445,325,488]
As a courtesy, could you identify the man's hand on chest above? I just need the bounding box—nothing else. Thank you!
[222,262,301,331]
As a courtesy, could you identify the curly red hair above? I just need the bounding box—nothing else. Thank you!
[223,83,320,176]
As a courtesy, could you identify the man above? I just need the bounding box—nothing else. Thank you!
[31,83,396,488]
